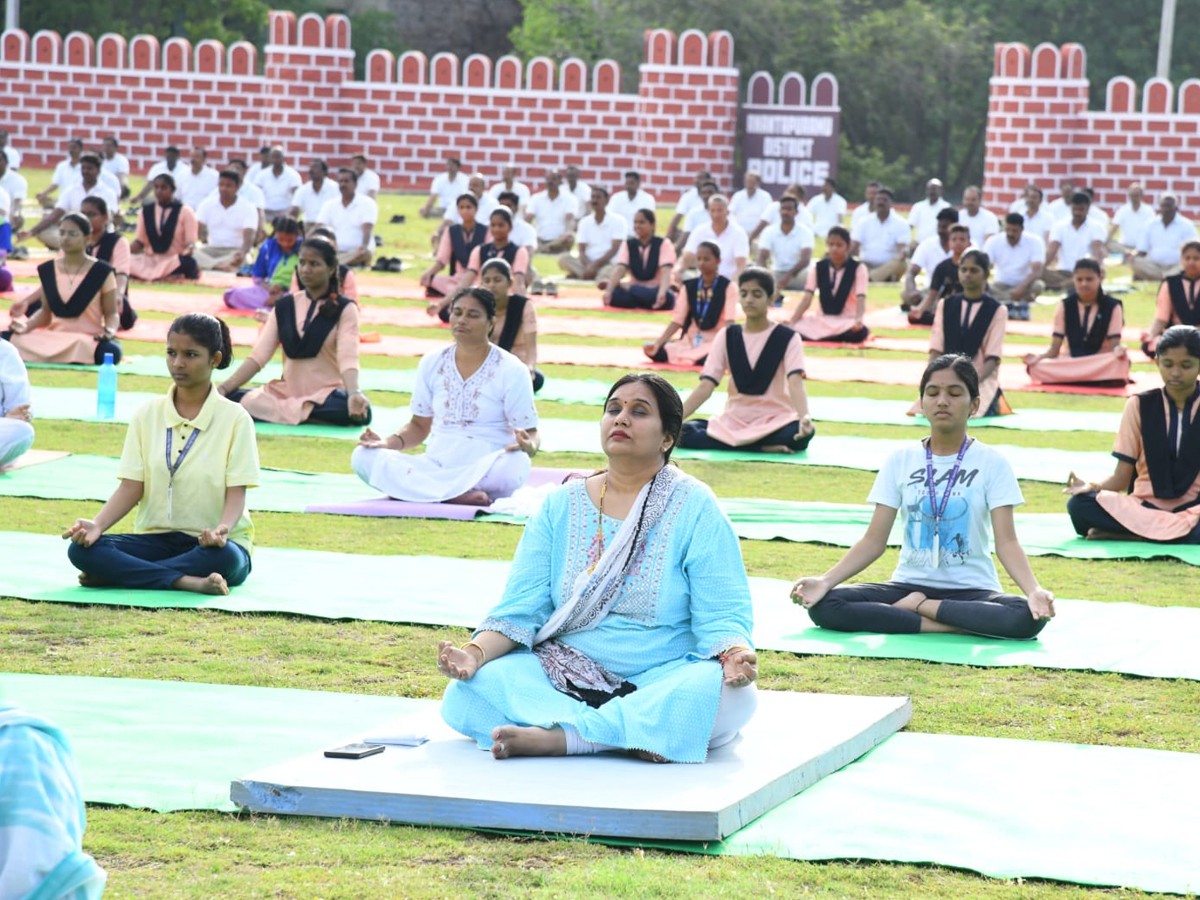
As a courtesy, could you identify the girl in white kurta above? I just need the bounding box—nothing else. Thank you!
[352,288,540,505]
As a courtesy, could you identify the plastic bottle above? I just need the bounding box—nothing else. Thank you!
[96,352,117,420]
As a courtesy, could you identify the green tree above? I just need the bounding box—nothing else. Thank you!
[24,0,270,45]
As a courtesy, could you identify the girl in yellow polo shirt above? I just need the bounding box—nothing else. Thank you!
[64,313,261,595]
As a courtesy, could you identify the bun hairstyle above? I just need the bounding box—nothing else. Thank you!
[451,287,497,320]
[169,313,234,369]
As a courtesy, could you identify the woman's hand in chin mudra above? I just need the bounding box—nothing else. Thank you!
[437,640,481,681]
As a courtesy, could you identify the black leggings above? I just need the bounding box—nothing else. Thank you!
[679,419,814,453]
[228,387,372,427]
[1068,491,1200,543]
[608,284,675,310]
[808,581,1046,640]
[0,328,121,365]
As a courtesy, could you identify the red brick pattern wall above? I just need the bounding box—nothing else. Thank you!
[984,41,1200,213]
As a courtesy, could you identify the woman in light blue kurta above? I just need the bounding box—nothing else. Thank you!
[438,373,759,763]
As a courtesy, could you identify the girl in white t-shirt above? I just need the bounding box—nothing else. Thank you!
[790,354,1055,639]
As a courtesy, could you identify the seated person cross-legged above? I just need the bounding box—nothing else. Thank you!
[431,208,530,323]
[792,354,1056,639]
[1024,259,1130,385]
[1065,325,1200,544]
[223,217,302,312]
[907,224,970,327]
[479,258,543,393]
[127,174,199,282]
[1142,241,1200,358]
[351,287,540,507]
[0,336,35,471]
[64,314,259,596]
[787,226,869,342]
[643,241,733,367]
[679,267,815,454]
[437,373,758,762]
[419,193,486,300]
[603,208,676,310]
[218,238,371,427]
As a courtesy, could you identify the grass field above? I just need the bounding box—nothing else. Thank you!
[3,171,1196,898]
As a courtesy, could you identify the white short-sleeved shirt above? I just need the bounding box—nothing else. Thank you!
[1138,215,1197,265]
[430,171,470,210]
[196,195,259,247]
[984,232,1045,285]
[145,160,189,186]
[0,170,27,206]
[235,181,266,211]
[256,166,303,210]
[317,194,378,251]
[1017,207,1055,242]
[355,168,381,197]
[608,189,657,235]
[684,221,750,280]
[868,440,1024,591]
[575,212,628,253]
[674,187,702,217]
[55,181,119,214]
[443,193,498,226]
[958,207,1001,246]
[526,190,576,241]
[758,222,814,271]
[1112,202,1155,247]
[908,198,952,243]
[909,235,952,275]
[760,201,815,233]
[0,337,31,414]
[729,188,774,233]
[851,212,910,265]
[510,217,538,251]
[1046,197,1069,222]
[292,178,340,222]
[101,153,130,178]
[51,159,80,190]
[487,181,532,209]
[179,168,219,211]
[566,180,591,217]
[0,185,10,223]
[683,205,711,233]
[850,203,873,228]
[2,145,21,169]
[1049,217,1107,269]
[807,193,847,235]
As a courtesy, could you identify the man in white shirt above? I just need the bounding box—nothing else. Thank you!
[958,185,1000,246]
[420,156,469,219]
[564,165,592,217]
[351,155,381,199]
[0,130,21,170]
[806,177,848,236]
[1009,183,1054,243]
[751,186,815,244]
[255,147,302,222]
[1110,182,1155,257]
[755,195,813,297]
[316,168,378,266]
[132,146,189,205]
[194,170,258,271]
[667,168,712,247]
[729,171,773,235]
[526,170,577,254]
[849,181,880,229]
[1044,192,1107,290]
[607,171,656,237]
[850,187,909,281]
[36,138,84,208]
[101,136,131,199]
[178,147,219,212]
[678,180,718,249]
[225,159,267,244]
[245,146,272,187]
[21,153,118,250]
[0,154,28,233]
[487,167,532,212]
[984,213,1046,317]
[679,194,749,282]
[443,173,497,226]
[908,177,951,245]
[1132,193,1196,281]
[902,207,960,309]
[559,186,627,284]
[1045,178,1075,222]
[288,159,340,224]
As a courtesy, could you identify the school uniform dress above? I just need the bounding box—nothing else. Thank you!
[930,294,1012,417]
[680,323,812,452]
[795,258,869,342]
[237,292,366,426]
[0,338,34,468]
[1068,388,1200,543]
[351,344,537,502]
[426,222,486,297]
[607,236,676,309]
[1027,294,1130,385]
[1145,274,1200,356]
[489,296,543,393]
[128,201,198,282]
[653,275,735,367]
[66,385,260,590]
[223,237,300,310]
[8,261,120,365]
[87,231,136,331]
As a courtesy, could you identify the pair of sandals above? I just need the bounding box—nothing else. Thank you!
[372,256,404,273]
[529,280,558,296]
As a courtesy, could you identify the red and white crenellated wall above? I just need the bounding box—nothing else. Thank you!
[983,42,1200,213]
[1,12,756,199]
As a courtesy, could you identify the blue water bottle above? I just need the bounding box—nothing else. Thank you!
[96,352,117,420]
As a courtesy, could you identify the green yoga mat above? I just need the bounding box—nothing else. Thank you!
[2,533,1199,680]
[2,674,1196,893]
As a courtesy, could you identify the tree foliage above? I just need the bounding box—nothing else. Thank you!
[23,0,270,46]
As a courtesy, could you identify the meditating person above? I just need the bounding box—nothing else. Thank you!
[441,207,530,317]
[927,250,1012,417]
[603,208,676,310]
[1043,192,1106,292]
[679,268,814,453]
[223,217,302,312]
[218,237,371,427]
[557,186,626,285]
[1065,325,1200,544]
[193,170,257,272]
[525,169,577,255]
[908,223,971,327]
[4,214,121,365]
[351,287,539,506]
[64,313,259,596]
[983,212,1046,321]
[81,196,134,330]
[849,187,908,282]
[419,193,486,300]
[787,226,868,343]
[314,168,377,268]
[1024,259,1130,385]
[643,241,733,367]
[437,372,758,762]
[1142,241,1200,357]
[127,174,199,282]
[903,209,960,316]
[290,227,358,302]
[480,259,543,393]
[1130,193,1194,282]
[792,354,1055,638]
[755,195,814,299]
[0,335,34,471]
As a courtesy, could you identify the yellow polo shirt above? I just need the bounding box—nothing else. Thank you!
[118,386,261,551]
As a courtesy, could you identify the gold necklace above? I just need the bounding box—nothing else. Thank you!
[588,476,608,573]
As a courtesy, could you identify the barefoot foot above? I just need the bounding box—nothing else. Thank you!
[491,725,566,759]
[1086,528,1143,542]
[174,573,230,595]
[77,572,113,588]
[631,749,671,764]
[759,443,795,455]
[445,489,491,507]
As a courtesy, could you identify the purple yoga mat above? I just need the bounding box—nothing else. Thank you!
[304,467,586,519]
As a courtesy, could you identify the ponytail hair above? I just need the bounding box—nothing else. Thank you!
[298,237,344,318]
[168,313,234,370]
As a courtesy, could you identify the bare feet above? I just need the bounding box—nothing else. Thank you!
[631,749,670,763]
[174,573,230,595]
[1086,528,1143,542]
[77,572,113,588]
[759,443,795,455]
[893,591,928,614]
[445,489,491,507]
[490,725,567,759]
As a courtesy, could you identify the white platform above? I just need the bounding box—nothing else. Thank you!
[231,691,911,841]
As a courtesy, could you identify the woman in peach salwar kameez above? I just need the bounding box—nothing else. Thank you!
[643,241,734,368]
[127,174,199,282]
[218,237,371,427]
[1065,325,1200,543]
[1025,259,1130,385]
[787,226,869,343]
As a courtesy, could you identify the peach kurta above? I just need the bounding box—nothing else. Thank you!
[664,275,737,367]
[1027,298,1131,384]
[128,204,198,282]
[11,263,117,364]
[489,298,538,372]
[795,259,869,342]
[239,291,361,425]
[930,295,1011,417]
